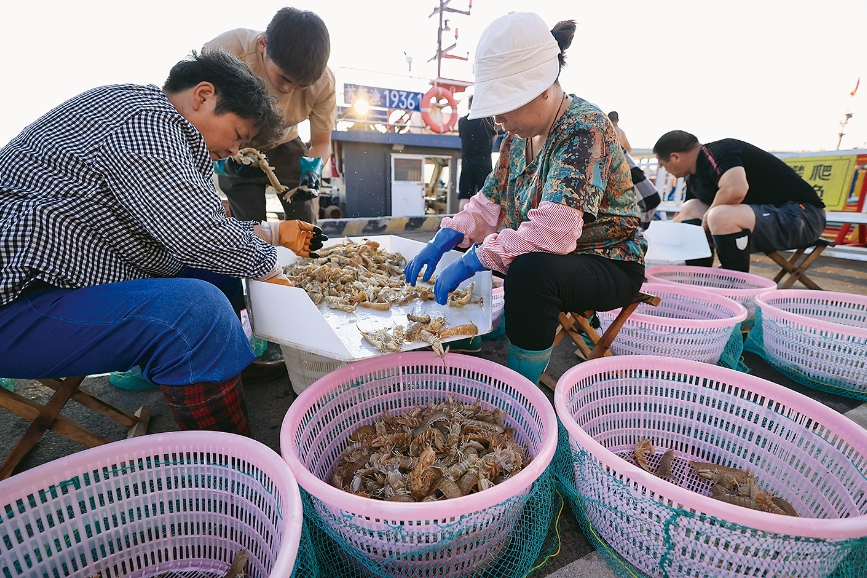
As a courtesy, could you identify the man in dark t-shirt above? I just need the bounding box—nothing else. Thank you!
[458,96,497,210]
[653,130,826,272]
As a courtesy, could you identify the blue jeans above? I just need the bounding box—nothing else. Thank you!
[0,269,255,385]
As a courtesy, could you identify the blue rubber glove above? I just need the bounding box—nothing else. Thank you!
[405,227,465,286]
[213,157,262,178]
[291,156,324,202]
[434,243,487,305]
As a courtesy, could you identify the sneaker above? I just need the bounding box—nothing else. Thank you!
[448,336,483,354]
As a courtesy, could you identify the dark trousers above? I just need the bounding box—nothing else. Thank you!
[458,155,494,199]
[218,137,316,223]
[504,253,645,351]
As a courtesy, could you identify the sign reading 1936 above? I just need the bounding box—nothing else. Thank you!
[344,83,424,112]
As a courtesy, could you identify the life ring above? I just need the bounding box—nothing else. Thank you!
[420,87,458,133]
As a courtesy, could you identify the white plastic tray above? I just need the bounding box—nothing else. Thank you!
[246,235,493,361]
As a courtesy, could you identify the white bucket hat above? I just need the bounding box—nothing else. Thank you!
[468,12,561,120]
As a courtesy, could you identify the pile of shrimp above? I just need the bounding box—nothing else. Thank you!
[358,311,479,360]
[632,439,799,516]
[283,239,483,314]
[331,396,530,502]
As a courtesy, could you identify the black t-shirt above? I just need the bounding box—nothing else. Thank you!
[459,115,496,159]
[686,139,825,208]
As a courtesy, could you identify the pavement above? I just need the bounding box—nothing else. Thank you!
[2,228,867,578]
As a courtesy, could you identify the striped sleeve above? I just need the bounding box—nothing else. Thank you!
[477,201,583,273]
[440,192,502,248]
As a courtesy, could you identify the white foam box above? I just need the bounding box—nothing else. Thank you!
[245,235,493,362]
[643,220,712,264]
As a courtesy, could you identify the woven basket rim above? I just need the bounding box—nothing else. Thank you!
[756,289,867,338]
[602,282,748,328]
[554,355,867,540]
[0,431,303,574]
[646,265,777,295]
[281,352,558,520]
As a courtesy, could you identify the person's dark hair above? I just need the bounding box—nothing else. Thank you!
[551,20,576,71]
[164,49,284,145]
[265,7,330,86]
[607,111,619,122]
[653,130,700,160]
[468,95,473,108]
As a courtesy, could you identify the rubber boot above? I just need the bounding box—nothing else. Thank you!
[160,375,252,437]
[713,229,752,272]
[681,218,715,267]
[507,342,554,386]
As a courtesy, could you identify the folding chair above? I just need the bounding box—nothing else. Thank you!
[539,291,661,391]
[0,376,150,479]
[765,238,835,290]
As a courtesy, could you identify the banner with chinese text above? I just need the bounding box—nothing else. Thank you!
[781,155,857,210]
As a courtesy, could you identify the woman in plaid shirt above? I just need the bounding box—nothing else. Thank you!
[0,50,324,436]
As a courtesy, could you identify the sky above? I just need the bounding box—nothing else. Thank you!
[2,0,866,154]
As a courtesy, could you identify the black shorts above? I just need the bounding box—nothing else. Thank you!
[750,202,826,253]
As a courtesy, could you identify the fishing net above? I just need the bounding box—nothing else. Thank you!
[745,307,867,401]
[299,470,555,578]
[552,428,867,578]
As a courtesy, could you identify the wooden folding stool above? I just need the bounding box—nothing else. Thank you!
[0,376,150,479]
[765,239,835,290]
[539,291,661,391]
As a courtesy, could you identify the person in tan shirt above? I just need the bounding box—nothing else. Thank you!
[206,7,337,223]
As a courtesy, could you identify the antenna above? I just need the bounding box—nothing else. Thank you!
[427,0,471,79]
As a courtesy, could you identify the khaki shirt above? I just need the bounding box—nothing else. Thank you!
[204,28,336,150]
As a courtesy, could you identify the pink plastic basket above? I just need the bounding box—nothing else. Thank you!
[280,351,558,577]
[0,431,303,578]
[645,265,776,318]
[754,289,867,394]
[555,355,867,577]
[597,282,748,364]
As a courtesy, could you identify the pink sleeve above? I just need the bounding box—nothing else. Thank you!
[440,193,502,248]
[476,202,583,274]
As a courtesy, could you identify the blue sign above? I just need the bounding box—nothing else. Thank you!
[344,83,424,112]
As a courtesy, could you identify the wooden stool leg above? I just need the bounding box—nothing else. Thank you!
[39,378,149,432]
[0,376,85,479]
[782,247,827,290]
[590,302,642,359]
[768,249,803,284]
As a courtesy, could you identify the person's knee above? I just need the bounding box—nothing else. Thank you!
[705,205,754,235]
[504,254,548,294]
[157,279,240,341]
[675,199,708,221]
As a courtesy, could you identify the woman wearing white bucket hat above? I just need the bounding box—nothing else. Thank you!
[406,12,647,385]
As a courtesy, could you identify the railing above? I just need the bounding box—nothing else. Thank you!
[634,157,686,217]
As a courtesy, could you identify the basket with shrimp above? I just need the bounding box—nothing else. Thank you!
[645,265,776,318]
[280,352,558,578]
[745,289,867,400]
[553,355,867,578]
[0,431,311,578]
[597,282,748,367]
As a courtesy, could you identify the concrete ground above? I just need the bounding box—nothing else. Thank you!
[2,232,866,578]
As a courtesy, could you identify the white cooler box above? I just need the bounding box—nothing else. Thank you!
[246,235,493,364]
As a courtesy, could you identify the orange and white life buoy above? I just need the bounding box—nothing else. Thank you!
[420,87,458,133]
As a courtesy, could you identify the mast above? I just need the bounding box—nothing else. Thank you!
[428,0,471,82]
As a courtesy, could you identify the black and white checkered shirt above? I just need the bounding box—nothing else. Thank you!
[0,84,276,306]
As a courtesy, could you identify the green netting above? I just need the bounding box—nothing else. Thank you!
[299,467,555,578]
[291,517,321,577]
[744,308,867,401]
[552,423,867,578]
[716,321,749,373]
